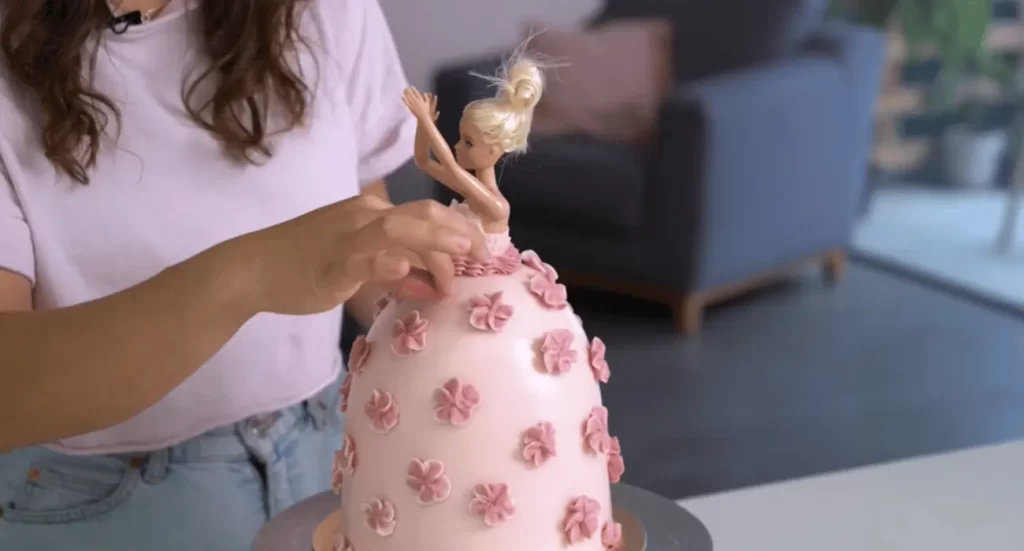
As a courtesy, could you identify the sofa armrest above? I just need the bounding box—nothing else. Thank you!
[651,49,879,290]
[431,54,507,202]
[805,21,886,120]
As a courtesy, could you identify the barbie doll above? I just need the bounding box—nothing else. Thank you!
[401,54,543,254]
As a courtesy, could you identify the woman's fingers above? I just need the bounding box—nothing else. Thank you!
[419,250,456,295]
[352,211,470,262]
[343,251,410,286]
[335,199,488,295]
[393,200,489,260]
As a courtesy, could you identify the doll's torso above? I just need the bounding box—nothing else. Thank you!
[449,200,511,256]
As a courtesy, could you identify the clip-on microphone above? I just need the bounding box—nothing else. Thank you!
[108,10,144,35]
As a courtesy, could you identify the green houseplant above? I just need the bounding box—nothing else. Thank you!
[832,0,1012,187]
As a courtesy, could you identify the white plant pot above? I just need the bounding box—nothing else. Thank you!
[942,125,1009,189]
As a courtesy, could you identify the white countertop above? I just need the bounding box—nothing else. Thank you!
[677,440,1024,551]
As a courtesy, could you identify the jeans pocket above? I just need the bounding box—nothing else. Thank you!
[3,451,143,525]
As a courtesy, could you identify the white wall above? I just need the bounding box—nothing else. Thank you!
[379,0,601,91]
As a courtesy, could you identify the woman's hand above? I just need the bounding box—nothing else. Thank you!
[402,87,438,121]
[230,196,488,316]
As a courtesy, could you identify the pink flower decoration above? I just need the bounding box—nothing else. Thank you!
[468,292,514,332]
[406,458,452,504]
[391,310,428,355]
[433,378,481,426]
[608,436,625,483]
[349,335,371,374]
[363,498,397,537]
[539,329,578,374]
[563,496,601,544]
[330,451,345,495]
[521,250,545,272]
[470,483,516,527]
[602,521,624,550]
[333,535,354,551]
[522,421,557,467]
[364,389,400,433]
[583,406,612,454]
[454,246,521,277]
[340,434,357,476]
[522,250,568,309]
[330,434,357,494]
[588,337,610,383]
[339,372,352,413]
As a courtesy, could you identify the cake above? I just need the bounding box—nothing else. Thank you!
[330,214,626,551]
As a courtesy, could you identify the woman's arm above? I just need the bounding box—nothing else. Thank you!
[0,242,256,452]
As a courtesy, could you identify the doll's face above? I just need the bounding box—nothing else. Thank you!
[455,119,502,171]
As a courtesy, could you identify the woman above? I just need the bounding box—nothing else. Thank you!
[0,0,487,549]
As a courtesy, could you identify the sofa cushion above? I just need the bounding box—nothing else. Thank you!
[595,0,828,81]
[500,136,649,236]
[523,19,673,144]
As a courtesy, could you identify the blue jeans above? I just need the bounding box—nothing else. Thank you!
[0,379,343,551]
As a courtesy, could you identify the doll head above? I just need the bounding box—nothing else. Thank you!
[456,54,544,171]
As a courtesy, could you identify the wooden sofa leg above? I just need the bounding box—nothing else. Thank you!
[823,249,847,282]
[673,295,704,335]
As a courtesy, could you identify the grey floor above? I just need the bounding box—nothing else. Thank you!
[572,262,1024,500]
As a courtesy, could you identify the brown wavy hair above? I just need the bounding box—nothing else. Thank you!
[0,0,313,184]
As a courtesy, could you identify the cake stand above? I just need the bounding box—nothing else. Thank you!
[252,483,712,551]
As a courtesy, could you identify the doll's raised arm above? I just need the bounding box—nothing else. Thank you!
[407,102,507,221]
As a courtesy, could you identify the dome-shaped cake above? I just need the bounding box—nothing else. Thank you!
[331,247,625,551]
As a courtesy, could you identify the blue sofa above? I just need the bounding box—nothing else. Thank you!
[431,0,885,333]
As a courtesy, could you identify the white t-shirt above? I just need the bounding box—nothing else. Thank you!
[0,0,415,453]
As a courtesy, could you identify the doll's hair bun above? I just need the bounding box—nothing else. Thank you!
[463,47,548,154]
[503,59,544,111]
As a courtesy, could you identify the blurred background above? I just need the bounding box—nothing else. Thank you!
[355,0,1024,501]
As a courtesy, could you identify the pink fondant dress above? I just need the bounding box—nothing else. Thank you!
[332,203,625,551]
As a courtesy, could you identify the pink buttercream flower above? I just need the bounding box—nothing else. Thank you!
[406,458,452,504]
[563,496,601,544]
[330,451,345,495]
[363,498,397,537]
[348,335,371,374]
[339,434,357,477]
[433,378,481,426]
[330,434,357,494]
[364,389,400,433]
[583,406,612,454]
[539,329,578,374]
[528,273,568,309]
[339,372,352,413]
[454,246,521,277]
[521,250,545,272]
[468,292,514,332]
[522,421,557,467]
[333,535,354,551]
[470,483,516,527]
[588,337,610,383]
[608,436,625,483]
[602,521,624,550]
[522,250,568,309]
[391,310,428,355]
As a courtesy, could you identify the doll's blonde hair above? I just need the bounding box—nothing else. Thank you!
[463,50,545,154]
